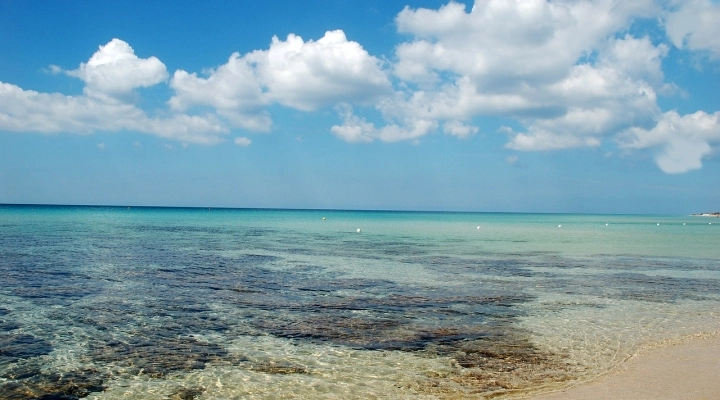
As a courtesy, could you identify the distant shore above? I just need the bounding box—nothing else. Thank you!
[691,212,720,217]
[528,333,720,400]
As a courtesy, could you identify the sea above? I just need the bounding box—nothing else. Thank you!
[1,205,719,399]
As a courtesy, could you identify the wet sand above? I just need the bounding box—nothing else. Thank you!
[529,334,720,400]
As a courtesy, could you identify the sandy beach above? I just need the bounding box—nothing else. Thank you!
[529,333,720,400]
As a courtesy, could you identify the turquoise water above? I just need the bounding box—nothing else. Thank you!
[1,205,719,399]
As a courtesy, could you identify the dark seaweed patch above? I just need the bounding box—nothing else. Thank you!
[0,311,19,332]
[606,273,718,302]
[89,335,242,378]
[250,361,307,374]
[248,290,531,351]
[0,368,105,400]
[0,334,52,364]
[406,255,535,277]
[447,339,573,394]
[167,386,206,400]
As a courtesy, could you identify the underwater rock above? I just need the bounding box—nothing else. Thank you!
[167,385,206,400]
[0,368,106,400]
[250,361,308,374]
[0,334,53,363]
[90,335,234,378]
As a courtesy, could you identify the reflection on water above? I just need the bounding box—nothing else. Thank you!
[0,206,719,399]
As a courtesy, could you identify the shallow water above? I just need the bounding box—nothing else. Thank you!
[0,205,718,399]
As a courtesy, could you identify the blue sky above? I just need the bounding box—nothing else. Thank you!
[1,0,719,213]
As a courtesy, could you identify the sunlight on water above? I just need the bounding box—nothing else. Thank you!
[1,205,718,399]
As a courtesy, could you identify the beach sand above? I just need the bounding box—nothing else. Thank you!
[529,334,720,400]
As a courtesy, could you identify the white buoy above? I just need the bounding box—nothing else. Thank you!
[322,217,326,220]
[477,226,481,230]
[684,223,686,225]
[558,224,562,228]
[356,228,361,233]
[605,223,608,226]
[657,223,660,226]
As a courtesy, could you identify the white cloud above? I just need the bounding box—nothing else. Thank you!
[386,7,670,153]
[65,39,168,99]
[167,30,391,132]
[0,38,229,144]
[330,105,376,143]
[169,53,271,132]
[506,126,601,151]
[619,110,720,173]
[0,80,227,144]
[248,30,391,110]
[503,35,666,150]
[133,113,228,144]
[665,0,720,58]
[234,137,252,147]
[442,120,478,138]
[394,0,655,85]
[330,104,437,143]
[2,33,393,144]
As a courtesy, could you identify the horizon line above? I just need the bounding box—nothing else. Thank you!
[0,202,698,216]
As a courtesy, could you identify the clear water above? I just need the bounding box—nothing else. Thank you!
[1,205,718,399]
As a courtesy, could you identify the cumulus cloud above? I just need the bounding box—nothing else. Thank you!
[383,3,671,156]
[394,0,655,85]
[619,110,720,173]
[503,35,668,150]
[665,0,720,58]
[169,30,390,116]
[247,30,391,110]
[330,104,437,143]
[0,80,227,144]
[0,38,229,144]
[169,53,271,131]
[65,39,168,99]
[443,120,478,138]
[2,32,391,144]
[168,30,391,130]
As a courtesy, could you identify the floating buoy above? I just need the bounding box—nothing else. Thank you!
[684,223,686,225]
[322,217,326,220]
[605,223,608,226]
[356,228,361,233]
[477,226,481,230]
[558,225,562,228]
[657,223,660,226]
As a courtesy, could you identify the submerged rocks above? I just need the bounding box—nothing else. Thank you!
[90,335,237,378]
[0,368,106,400]
[0,334,53,364]
[167,385,207,400]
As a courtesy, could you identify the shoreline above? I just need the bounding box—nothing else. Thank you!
[690,212,720,217]
[524,332,720,400]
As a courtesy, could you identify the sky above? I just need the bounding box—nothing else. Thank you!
[1,0,719,213]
